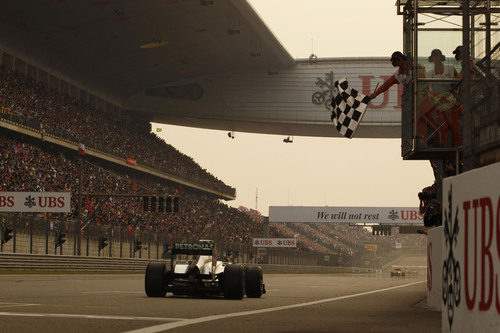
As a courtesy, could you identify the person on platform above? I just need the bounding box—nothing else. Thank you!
[426,49,458,93]
[369,51,414,100]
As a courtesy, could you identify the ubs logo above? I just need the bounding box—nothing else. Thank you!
[24,195,36,208]
[442,185,461,329]
[388,209,399,221]
[312,71,335,110]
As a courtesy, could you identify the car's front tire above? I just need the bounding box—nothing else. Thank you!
[245,265,263,298]
[145,262,167,297]
[223,264,245,300]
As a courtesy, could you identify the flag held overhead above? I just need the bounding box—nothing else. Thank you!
[330,77,371,139]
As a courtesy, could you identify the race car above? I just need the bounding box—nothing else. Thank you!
[145,240,265,299]
[390,268,406,277]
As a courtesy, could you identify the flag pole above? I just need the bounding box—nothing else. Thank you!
[372,83,380,97]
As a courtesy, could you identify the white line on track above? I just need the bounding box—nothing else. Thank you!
[124,280,425,333]
[0,302,40,308]
[0,312,187,322]
[82,291,144,294]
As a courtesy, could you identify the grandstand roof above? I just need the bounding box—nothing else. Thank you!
[0,1,402,138]
[0,0,292,101]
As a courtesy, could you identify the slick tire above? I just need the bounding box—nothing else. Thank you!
[145,262,167,297]
[245,265,263,298]
[223,264,245,300]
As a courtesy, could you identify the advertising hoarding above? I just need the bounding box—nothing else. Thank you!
[441,162,500,332]
[252,238,297,248]
[0,192,71,213]
[269,206,423,225]
[364,244,378,251]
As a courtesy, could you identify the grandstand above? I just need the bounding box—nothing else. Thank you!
[0,65,235,198]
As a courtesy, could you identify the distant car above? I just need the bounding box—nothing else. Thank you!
[145,240,265,299]
[391,268,406,277]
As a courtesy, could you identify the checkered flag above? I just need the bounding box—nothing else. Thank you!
[330,77,371,138]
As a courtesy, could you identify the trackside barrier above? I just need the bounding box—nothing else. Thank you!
[0,253,159,271]
[0,253,367,274]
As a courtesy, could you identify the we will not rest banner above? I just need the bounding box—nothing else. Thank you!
[269,206,422,225]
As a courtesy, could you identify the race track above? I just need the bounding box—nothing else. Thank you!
[0,269,440,332]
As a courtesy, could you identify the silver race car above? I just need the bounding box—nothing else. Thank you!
[145,240,265,299]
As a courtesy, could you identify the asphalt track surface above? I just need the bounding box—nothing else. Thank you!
[0,260,440,332]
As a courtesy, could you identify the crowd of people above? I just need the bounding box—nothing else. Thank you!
[269,223,333,255]
[0,131,426,254]
[0,65,235,195]
[0,134,256,243]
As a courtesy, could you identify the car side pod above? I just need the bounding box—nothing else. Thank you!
[245,265,264,298]
[145,262,168,297]
[223,264,245,300]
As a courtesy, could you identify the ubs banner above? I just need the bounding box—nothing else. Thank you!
[441,162,500,332]
[0,192,71,213]
[253,238,297,248]
[269,206,423,224]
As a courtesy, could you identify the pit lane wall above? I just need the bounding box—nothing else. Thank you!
[441,162,500,333]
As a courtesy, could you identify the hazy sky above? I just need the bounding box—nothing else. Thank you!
[153,0,434,215]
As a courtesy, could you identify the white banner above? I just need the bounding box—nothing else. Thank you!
[0,192,71,213]
[442,162,500,332]
[269,206,423,225]
[427,226,443,311]
[252,238,297,248]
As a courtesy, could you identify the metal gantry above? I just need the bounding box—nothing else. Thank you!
[397,0,499,170]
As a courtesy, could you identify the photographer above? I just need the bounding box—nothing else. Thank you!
[418,184,441,227]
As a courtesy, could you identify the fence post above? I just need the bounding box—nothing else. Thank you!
[12,216,17,253]
[86,224,89,256]
[109,227,112,258]
[129,233,131,258]
[54,225,57,255]
[138,231,142,259]
[29,220,33,254]
[60,221,63,255]
[119,227,123,258]
[156,232,159,259]
[45,220,49,255]
[73,219,77,256]
[147,232,150,259]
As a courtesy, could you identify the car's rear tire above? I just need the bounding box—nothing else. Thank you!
[145,262,167,297]
[223,264,245,300]
[245,265,263,298]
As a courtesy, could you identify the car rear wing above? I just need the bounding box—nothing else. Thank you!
[171,242,214,256]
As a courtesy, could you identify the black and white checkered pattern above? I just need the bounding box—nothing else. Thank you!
[330,77,371,139]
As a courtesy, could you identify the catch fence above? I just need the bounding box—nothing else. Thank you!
[0,214,342,267]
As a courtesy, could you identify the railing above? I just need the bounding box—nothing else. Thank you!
[0,253,153,271]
